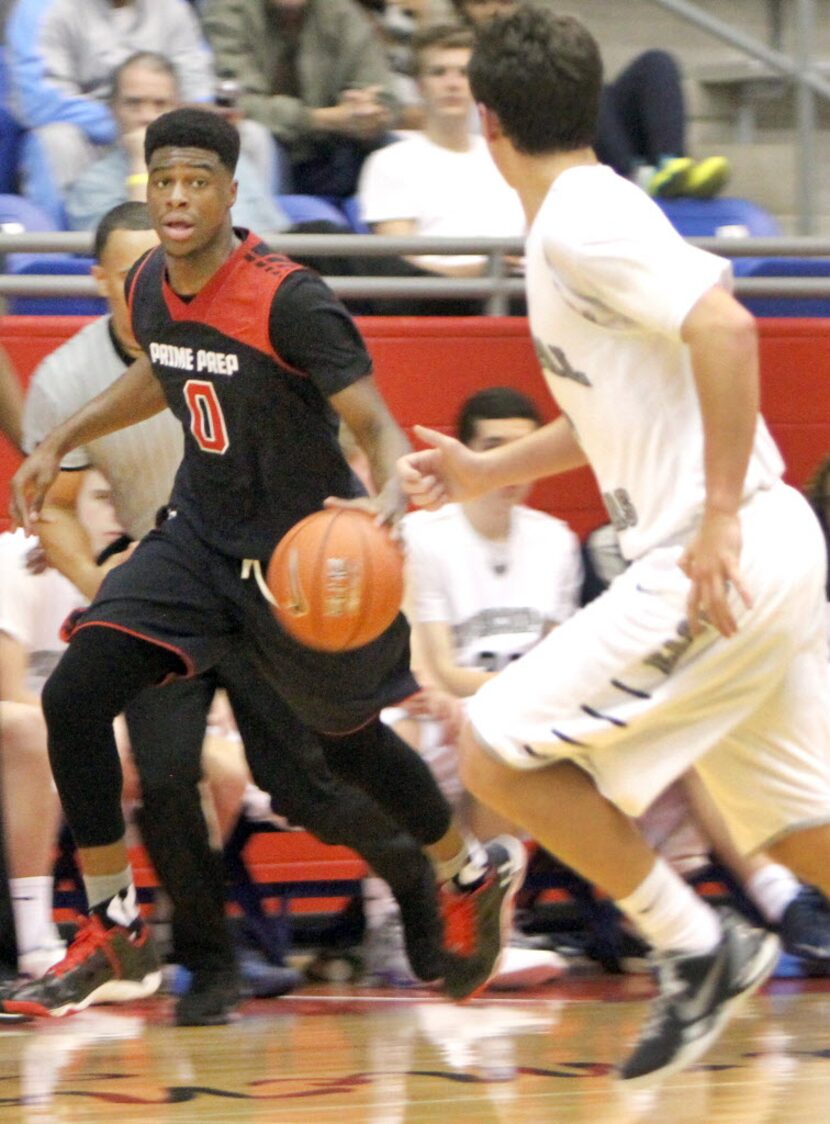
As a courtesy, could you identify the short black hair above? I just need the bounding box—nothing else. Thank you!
[456,386,542,446]
[93,201,154,261]
[144,107,240,173]
[468,6,602,155]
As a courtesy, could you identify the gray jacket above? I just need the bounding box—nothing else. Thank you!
[201,0,398,160]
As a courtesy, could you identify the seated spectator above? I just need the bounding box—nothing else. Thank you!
[0,514,83,980]
[65,51,289,234]
[357,23,525,314]
[6,0,275,222]
[450,0,730,199]
[201,0,398,197]
[356,0,454,129]
[362,387,582,987]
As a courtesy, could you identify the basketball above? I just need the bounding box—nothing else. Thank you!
[267,508,404,651]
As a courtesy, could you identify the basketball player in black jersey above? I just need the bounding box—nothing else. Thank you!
[6,108,525,1020]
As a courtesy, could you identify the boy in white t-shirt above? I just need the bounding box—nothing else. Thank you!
[365,387,581,988]
[398,8,830,1084]
[357,23,524,314]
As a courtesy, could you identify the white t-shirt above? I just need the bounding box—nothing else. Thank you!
[0,530,85,696]
[525,164,784,560]
[403,503,582,672]
[358,133,525,271]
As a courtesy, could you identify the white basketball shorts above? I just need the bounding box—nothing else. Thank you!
[467,482,830,853]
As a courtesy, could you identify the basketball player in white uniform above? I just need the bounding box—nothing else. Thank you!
[398,8,830,1083]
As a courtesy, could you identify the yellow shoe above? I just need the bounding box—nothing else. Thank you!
[645,156,694,198]
[683,155,731,199]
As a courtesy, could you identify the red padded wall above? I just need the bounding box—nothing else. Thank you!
[2,316,829,536]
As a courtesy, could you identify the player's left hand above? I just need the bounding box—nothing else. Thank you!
[324,475,408,529]
[679,509,752,637]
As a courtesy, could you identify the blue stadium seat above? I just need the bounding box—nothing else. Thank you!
[341,195,370,234]
[8,255,105,316]
[656,196,782,240]
[738,257,830,318]
[276,194,349,227]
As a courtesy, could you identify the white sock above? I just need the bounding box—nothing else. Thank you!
[745,863,800,924]
[10,876,56,954]
[433,835,488,888]
[84,870,139,926]
[616,858,721,956]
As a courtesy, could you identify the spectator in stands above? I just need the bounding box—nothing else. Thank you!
[0,345,23,452]
[5,0,211,216]
[21,202,298,1023]
[0,487,86,981]
[201,0,398,197]
[357,23,525,315]
[65,51,289,234]
[449,0,730,199]
[6,0,276,223]
[362,387,581,987]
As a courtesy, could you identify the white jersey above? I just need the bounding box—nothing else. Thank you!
[402,504,582,672]
[525,165,784,559]
[22,316,183,539]
[358,133,525,272]
[0,530,84,695]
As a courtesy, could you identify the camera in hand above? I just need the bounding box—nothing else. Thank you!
[215,76,240,109]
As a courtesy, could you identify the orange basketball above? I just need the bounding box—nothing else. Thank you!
[267,508,404,651]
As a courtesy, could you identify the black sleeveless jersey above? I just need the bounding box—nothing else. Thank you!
[127,232,370,559]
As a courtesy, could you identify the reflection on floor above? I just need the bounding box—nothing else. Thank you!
[0,976,828,1122]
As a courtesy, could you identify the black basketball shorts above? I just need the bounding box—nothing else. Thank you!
[68,509,417,734]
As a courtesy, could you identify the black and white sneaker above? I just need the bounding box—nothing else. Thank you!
[439,835,527,1001]
[780,885,830,962]
[619,912,779,1084]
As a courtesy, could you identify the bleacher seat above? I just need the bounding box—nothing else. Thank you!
[739,257,830,318]
[277,193,349,228]
[7,255,104,316]
[656,196,782,240]
[341,195,370,234]
[0,193,101,314]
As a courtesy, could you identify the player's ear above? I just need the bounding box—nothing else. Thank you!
[228,177,239,209]
[478,103,503,142]
[91,263,107,297]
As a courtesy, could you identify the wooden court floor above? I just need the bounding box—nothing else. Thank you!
[0,975,828,1123]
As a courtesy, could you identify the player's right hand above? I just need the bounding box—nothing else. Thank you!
[9,443,62,533]
[397,425,486,509]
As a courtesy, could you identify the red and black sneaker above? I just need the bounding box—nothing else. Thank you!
[0,914,162,1020]
[440,835,527,1001]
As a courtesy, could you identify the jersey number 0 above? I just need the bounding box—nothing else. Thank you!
[184,380,229,454]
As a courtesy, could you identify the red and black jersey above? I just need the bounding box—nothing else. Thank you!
[127,231,370,559]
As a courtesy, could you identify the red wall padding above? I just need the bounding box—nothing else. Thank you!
[2,316,829,537]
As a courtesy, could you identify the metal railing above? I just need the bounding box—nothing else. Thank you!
[3,233,830,315]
